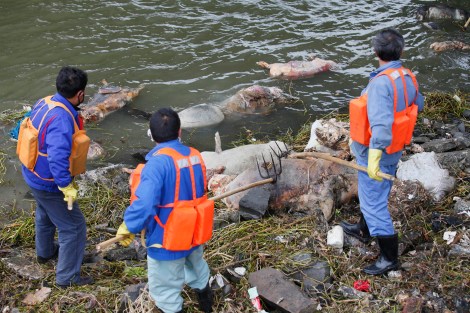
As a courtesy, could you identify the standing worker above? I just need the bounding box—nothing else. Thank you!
[342,29,424,275]
[116,108,213,313]
[18,66,92,287]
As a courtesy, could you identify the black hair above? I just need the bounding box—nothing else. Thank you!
[149,108,181,143]
[55,66,88,98]
[372,29,405,62]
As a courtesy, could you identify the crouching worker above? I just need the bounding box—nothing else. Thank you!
[116,108,214,313]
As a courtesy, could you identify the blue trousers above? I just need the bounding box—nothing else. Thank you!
[31,187,86,285]
[147,245,210,313]
[356,157,397,236]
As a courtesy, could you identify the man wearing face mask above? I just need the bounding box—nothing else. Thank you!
[20,66,93,287]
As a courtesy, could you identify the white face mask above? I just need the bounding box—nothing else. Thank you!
[147,129,154,142]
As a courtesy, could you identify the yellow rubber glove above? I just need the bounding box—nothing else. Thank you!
[58,182,78,202]
[117,222,135,247]
[367,148,383,181]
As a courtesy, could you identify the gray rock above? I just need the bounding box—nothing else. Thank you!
[291,253,313,264]
[1,255,45,280]
[454,198,470,213]
[248,267,319,313]
[239,187,271,220]
[421,138,458,153]
[456,122,466,133]
[118,283,148,313]
[412,136,430,144]
[448,245,470,257]
[297,261,331,292]
[436,149,470,176]
[455,297,469,313]
[463,109,470,119]
[456,137,470,149]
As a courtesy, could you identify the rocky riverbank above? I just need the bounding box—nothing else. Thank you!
[0,91,469,313]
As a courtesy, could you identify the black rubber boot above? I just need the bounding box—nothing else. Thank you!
[195,283,213,313]
[340,214,371,243]
[57,276,94,289]
[363,233,399,275]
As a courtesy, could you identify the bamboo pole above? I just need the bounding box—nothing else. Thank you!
[67,196,73,211]
[96,177,277,250]
[289,151,396,181]
[209,178,274,201]
[96,235,125,251]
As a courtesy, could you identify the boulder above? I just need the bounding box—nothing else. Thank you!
[248,267,319,313]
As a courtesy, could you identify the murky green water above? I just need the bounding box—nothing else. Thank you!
[0,0,469,207]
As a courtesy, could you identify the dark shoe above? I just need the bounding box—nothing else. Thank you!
[57,276,94,289]
[37,244,59,264]
[195,283,213,313]
[363,233,399,275]
[340,214,371,243]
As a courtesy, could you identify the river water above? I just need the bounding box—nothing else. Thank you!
[0,0,469,208]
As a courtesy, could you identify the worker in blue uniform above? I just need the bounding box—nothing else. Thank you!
[342,29,425,275]
[21,66,93,287]
[116,108,213,313]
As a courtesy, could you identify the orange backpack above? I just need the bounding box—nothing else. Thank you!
[16,96,90,176]
[349,67,419,154]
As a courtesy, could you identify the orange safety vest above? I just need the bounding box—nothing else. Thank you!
[349,67,419,154]
[16,96,90,178]
[129,147,214,251]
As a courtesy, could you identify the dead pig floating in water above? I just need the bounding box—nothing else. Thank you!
[178,85,299,129]
[80,81,144,123]
[257,57,337,79]
[416,4,469,21]
[430,41,470,52]
[222,85,299,114]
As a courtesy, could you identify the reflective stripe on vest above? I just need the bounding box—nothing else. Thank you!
[153,147,207,209]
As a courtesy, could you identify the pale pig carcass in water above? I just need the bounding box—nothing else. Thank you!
[222,85,299,114]
[87,141,105,160]
[416,4,469,21]
[430,41,470,52]
[257,57,337,79]
[178,85,299,128]
[80,81,144,123]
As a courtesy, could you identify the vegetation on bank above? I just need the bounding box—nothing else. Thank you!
[0,91,469,312]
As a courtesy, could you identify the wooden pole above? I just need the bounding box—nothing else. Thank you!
[96,177,276,250]
[96,235,125,251]
[289,151,396,181]
[209,178,274,201]
[67,196,73,211]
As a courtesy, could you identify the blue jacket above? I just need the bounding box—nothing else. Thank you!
[351,60,425,165]
[22,93,81,192]
[124,139,206,261]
